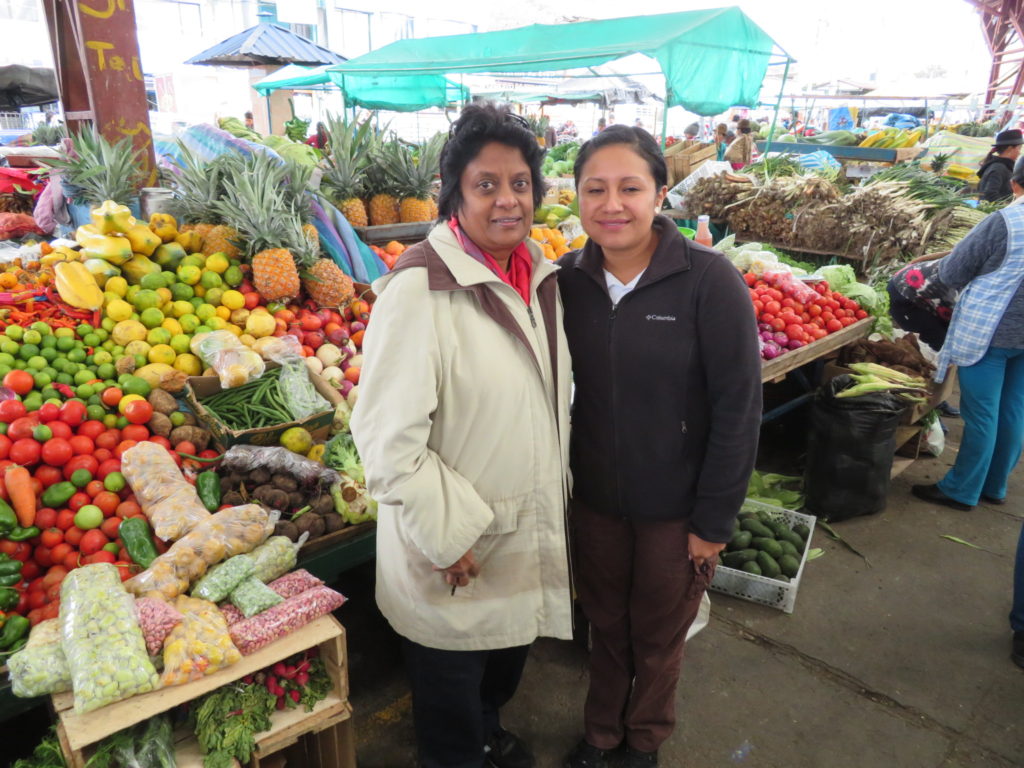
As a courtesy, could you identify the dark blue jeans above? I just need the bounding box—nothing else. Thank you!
[1012,523,1024,633]
[402,638,530,768]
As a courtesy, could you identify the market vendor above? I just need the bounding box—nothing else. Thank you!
[978,128,1023,202]
[351,102,572,768]
[557,125,762,768]
[724,118,755,169]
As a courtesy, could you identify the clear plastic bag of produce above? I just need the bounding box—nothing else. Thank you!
[121,441,211,541]
[191,554,255,603]
[229,576,284,618]
[191,330,265,389]
[125,504,275,601]
[229,585,346,655]
[249,533,308,583]
[97,713,176,768]
[222,445,341,488]
[264,341,330,421]
[219,569,323,625]
[162,594,242,685]
[60,563,160,713]
[134,597,183,657]
[7,619,71,698]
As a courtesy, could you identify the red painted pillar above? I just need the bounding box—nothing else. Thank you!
[42,0,157,185]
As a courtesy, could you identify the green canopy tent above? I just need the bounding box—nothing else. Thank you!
[252,64,469,111]
[324,7,793,137]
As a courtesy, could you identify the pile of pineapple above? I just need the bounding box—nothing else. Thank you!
[169,147,353,308]
[320,114,442,228]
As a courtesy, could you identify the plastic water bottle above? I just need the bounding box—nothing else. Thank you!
[695,214,713,247]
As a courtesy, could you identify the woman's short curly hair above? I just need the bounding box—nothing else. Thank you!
[437,102,547,219]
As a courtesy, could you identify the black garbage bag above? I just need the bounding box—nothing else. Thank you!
[804,374,908,521]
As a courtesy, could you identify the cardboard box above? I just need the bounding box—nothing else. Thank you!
[184,363,343,449]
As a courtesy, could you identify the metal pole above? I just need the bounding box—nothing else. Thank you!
[764,57,791,158]
[661,84,669,150]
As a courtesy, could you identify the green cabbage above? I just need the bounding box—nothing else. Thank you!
[816,264,856,291]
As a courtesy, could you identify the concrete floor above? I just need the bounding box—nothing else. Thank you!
[339,411,1024,768]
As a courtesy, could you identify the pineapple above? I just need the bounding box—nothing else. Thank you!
[252,246,301,301]
[284,214,354,307]
[365,139,400,226]
[388,133,444,223]
[169,147,240,258]
[321,114,373,228]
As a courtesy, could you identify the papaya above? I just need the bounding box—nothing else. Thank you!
[153,242,187,269]
[78,230,132,266]
[124,223,161,256]
[149,213,178,243]
[122,253,162,285]
[90,200,136,235]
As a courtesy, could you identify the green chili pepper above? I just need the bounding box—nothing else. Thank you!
[0,587,18,612]
[0,614,28,650]
[0,557,21,576]
[0,499,15,536]
[196,470,222,512]
[5,525,39,542]
[119,516,159,568]
[0,573,20,587]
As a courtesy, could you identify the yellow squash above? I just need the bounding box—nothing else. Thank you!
[90,200,136,235]
[124,223,161,256]
[55,261,103,310]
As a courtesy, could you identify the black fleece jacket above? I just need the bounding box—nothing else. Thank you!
[556,217,762,543]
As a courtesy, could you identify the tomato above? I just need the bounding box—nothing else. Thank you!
[63,454,98,480]
[33,546,53,569]
[34,507,57,529]
[826,319,843,333]
[114,440,137,459]
[784,324,804,341]
[116,500,142,519]
[44,584,61,604]
[7,416,38,441]
[0,399,26,423]
[37,402,60,424]
[42,565,67,587]
[100,516,122,539]
[79,529,108,556]
[812,327,828,340]
[751,300,764,314]
[40,437,73,467]
[9,438,40,466]
[148,436,171,451]
[0,434,11,461]
[821,311,835,324]
[112,561,133,581]
[96,458,121,480]
[759,312,775,324]
[58,400,86,427]
[3,370,34,396]
[47,421,72,440]
[85,480,105,498]
[19,559,40,582]
[83,550,115,565]
[840,316,857,327]
[101,387,123,408]
[62,550,80,571]
[123,400,153,426]
[68,435,94,456]
[121,424,150,442]
[34,464,62,488]
[743,272,757,287]
[93,491,120,517]
[770,318,786,332]
[56,509,76,531]
[781,298,796,309]
[28,590,47,610]
[39,527,63,548]
[92,448,112,464]
[764,300,781,315]
[855,309,868,320]
[4,540,30,561]
[95,429,121,451]
[68,492,91,512]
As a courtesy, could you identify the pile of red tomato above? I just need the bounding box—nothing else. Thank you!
[744,271,868,360]
[0,400,216,625]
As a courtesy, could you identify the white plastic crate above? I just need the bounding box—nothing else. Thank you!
[710,499,816,614]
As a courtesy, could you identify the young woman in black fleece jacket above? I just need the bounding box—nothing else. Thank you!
[558,126,762,768]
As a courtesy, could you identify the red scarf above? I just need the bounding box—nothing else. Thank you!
[448,216,533,306]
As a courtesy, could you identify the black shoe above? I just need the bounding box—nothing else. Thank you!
[564,739,611,768]
[911,484,973,511]
[936,401,960,418]
[982,494,1007,505]
[486,728,535,768]
[1013,632,1024,670]
[616,746,658,767]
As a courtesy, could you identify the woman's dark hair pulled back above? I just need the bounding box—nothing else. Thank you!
[572,125,668,190]
[437,102,546,219]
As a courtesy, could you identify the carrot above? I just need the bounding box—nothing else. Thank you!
[5,465,36,527]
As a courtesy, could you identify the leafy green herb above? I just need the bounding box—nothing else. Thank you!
[12,728,66,768]
[192,682,276,768]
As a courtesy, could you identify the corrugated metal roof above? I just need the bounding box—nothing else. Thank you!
[185,23,346,67]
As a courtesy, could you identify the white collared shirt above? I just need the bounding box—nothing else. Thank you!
[604,268,646,307]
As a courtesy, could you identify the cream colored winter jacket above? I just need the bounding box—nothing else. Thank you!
[350,224,573,651]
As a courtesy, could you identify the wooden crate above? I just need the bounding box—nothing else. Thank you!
[52,615,353,768]
[667,143,717,186]
[761,317,873,383]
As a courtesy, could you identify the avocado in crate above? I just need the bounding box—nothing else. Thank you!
[712,500,817,614]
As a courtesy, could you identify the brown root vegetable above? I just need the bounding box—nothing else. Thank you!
[250,468,271,486]
[222,491,245,507]
[274,520,299,541]
[294,513,325,539]
[181,412,197,427]
[159,369,188,393]
[271,474,298,493]
[147,412,173,438]
[312,494,335,516]
[288,491,305,510]
[254,485,289,511]
[169,426,210,452]
[219,475,235,494]
[147,389,179,416]
[323,513,346,533]
[115,356,136,375]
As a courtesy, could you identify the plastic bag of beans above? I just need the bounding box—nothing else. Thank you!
[219,569,323,626]
[248,534,308,583]
[228,576,283,618]
[229,586,346,655]
[60,564,159,713]
[134,597,183,657]
[161,595,242,686]
[191,554,254,603]
[7,620,71,698]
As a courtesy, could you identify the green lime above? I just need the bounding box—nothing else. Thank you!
[93,329,109,342]
[42,366,57,379]
[23,394,41,411]
[30,321,50,337]
[117,373,132,385]
[86,404,106,421]
[179,314,200,333]
[115,415,129,429]
[0,353,14,367]
[70,468,93,488]
[169,411,186,427]
[200,271,223,290]
[102,413,118,428]
[32,373,51,389]
[189,297,205,311]
[0,365,10,378]
[32,424,52,441]
[18,343,38,361]
[134,354,148,369]
[103,471,126,493]
[82,333,101,347]
[193,325,212,335]
[55,336,74,352]
[4,325,23,341]
[67,348,86,364]
[0,423,7,435]
[26,355,45,370]
[87,394,102,407]
[40,387,58,401]
[139,307,164,329]
[133,290,160,311]
[92,350,112,366]
[122,375,151,397]
[56,373,73,385]
[140,273,165,291]
[76,323,94,338]
[170,283,194,301]
[96,363,116,380]
[162,271,178,287]
[39,347,58,362]
[112,346,124,357]
[170,334,191,355]
[12,360,25,370]
[0,340,18,356]
[146,327,171,346]
[74,370,94,386]
[74,384,93,399]
[195,305,216,322]
[223,265,244,287]
[22,329,41,345]
[40,335,56,349]
[205,288,224,307]
[101,316,116,333]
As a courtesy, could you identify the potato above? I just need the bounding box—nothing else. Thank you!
[323,513,346,533]
[273,521,299,542]
[250,468,270,486]
[271,474,298,493]
[288,491,305,511]
[168,426,210,452]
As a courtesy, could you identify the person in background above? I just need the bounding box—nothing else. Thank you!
[244,111,255,130]
[724,118,755,169]
[351,102,572,768]
[714,123,729,161]
[683,122,699,140]
[558,125,762,768]
[593,118,607,137]
[306,122,329,150]
[978,129,1023,202]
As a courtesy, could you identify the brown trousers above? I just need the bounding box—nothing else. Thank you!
[571,500,712,753]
